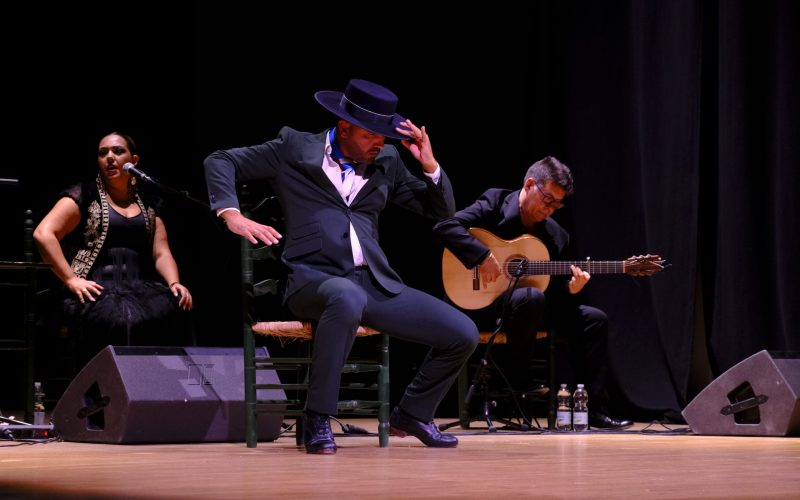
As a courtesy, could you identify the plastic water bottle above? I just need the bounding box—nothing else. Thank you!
[572,384,589,432]
[33,381,46,438]
[33,382,45,425]
[555,384,572,431]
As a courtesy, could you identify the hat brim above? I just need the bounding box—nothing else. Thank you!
[315,90,411,140]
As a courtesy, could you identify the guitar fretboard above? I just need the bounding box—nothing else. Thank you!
[503,260,627,275]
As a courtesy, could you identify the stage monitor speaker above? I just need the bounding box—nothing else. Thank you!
[682,350,800,436]
[52,346,285,444]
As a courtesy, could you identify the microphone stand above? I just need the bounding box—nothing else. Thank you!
[136,175,209,211]
[439,259,533,432]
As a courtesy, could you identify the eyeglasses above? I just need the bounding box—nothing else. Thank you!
[533,180,565,209]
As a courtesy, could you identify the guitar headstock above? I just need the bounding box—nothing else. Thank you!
[624,254,666,276]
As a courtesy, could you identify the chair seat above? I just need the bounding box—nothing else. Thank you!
[477,330,548,344]
[252,321,380,339]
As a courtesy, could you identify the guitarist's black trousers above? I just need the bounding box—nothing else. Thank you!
[485,287,611,406]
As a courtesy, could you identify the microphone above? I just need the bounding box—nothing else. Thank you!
[122,162,155,183]
[514,258,528,277]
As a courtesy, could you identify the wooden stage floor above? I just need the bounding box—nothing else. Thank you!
[1,418,799,499]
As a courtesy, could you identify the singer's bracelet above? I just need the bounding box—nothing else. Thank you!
[169,281,180,288]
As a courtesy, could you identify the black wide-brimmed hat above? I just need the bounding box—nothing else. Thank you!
[315,79,411,140]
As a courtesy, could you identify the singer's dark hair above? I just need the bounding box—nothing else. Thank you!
[102,131,138,156]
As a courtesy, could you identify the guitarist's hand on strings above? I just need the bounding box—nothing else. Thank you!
[480,252,502,288]
[568,265,591,294]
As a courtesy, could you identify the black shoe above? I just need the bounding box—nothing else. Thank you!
[389,407,458,448]
[303,410,337,454]
[589,411,633,429]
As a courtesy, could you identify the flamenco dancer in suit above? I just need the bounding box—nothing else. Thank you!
[203,79,479,454]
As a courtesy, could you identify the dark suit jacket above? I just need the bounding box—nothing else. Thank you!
[204,127,456,298]
[433,187,573,300]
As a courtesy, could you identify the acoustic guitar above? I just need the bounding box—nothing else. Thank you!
[442,228,666,309]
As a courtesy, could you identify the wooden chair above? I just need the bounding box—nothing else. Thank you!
[448,329,557,430]
[241,191,390,448]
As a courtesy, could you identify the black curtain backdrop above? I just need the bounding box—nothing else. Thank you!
[2,2,797,419]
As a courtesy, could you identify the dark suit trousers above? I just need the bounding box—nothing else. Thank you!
[498,287,610,403]
[287,267,479,422]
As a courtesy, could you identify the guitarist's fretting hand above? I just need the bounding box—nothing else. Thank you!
[568,265,591,294]
[480,252,503,288]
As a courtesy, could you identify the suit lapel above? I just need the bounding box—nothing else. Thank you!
[293,130,389,208]
[349,157,388,206]
[501,190,523,225]
[296,131,346,205]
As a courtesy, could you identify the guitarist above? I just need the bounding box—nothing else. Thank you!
[434,156,632,429]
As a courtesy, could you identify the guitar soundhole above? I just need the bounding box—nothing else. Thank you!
[505,255,527,279]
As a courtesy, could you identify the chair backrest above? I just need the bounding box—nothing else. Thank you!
[239,185,288,325]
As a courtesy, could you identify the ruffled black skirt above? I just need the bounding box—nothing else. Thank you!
[64,280,176,329]
[64,280,184,356]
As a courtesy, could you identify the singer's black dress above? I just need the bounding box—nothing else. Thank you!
[58,179,190,364]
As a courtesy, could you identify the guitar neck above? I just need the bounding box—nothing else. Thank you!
[516,260,627,276]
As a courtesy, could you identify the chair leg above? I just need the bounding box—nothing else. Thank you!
[295,416,303,446]
[456,364,471,429]
[378,333,390,447]
[547,329,557,430]
[244,328,258,448]
[292,348,309,447]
